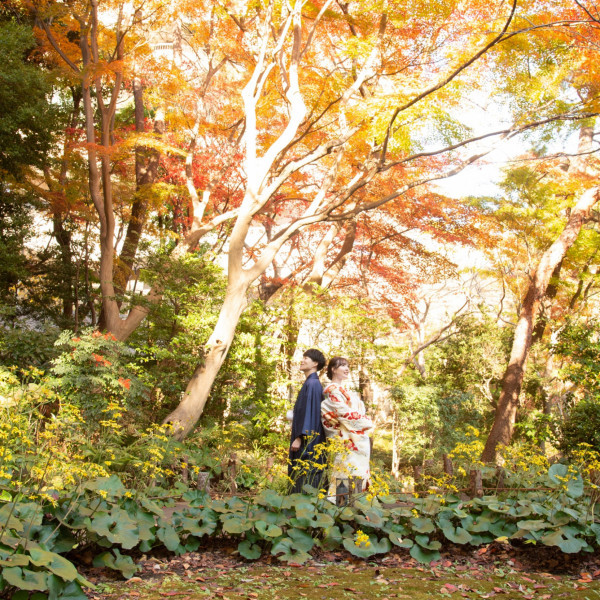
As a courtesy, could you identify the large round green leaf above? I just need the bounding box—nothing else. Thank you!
[414,535,441,550]
[559,535,587,554]
[488,520,518,538]
[409,544,441,564]
[88,510,140,549]
[27,548,78,581]
[516,519,549,532]
[342,535,391,558]
[355,509,385,529]
[548,464,584,498]
[2,567,48,591]
[0,553,29,567]
[254,489,284,509]
[93,550,139,579]
[222,516,254,535]
[441,525,472,545]
[255,521,283,538]
[47,575,89,600]
[238,540,262,560]
[322,526,343,550]
[175,513,217,537]
[388,532,413,548]
[84,475,125,498]
[287,528,316,552]
[410,517,435,534]
[271,538,311,564]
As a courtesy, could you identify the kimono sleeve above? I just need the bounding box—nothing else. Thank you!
[299,379,323,437]
[321,384,374,436]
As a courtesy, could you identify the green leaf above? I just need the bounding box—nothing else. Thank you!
[460,513,491,533]
[541,530,586,553]
[175,513,217,538]
[88,510,140,549]
[0,504,24,533]
[441,525,472,545]
[28,548,78,581]
[127,507,156,542]
[355,509,385,529]
[558,535,586,554]
[139,496,163,516]
[295,503,317,520]
[48,575,90,600]
[93,550,139,579]
[388,532,413,548]
[547,463,584,496]
[410,517,435,534]
[409,544,441,564]
[271,538,311,564]
[15,503,44,528]
[516,519,549,532]
[287,528,315,552]
[488,520,518,538]
[211,497,247,514]
[3,567,48,591]
[181,489,209,506]
[588,523,600,545]
[0,553,30,567]
[540,530,563,546]
[414,535,442,550]
[238,540,262,560]
[312,512,335,528]
[342,534,391,558]
[567,475,584,499]
[338,507,355,520]
[84,475,125,498]
[255,521,283,538]
[389,506,413,518]
[255,489,284,509]
[548,463,567,484]
[157,525,180,551]
[222,516,253,534]
[322,526,343,550]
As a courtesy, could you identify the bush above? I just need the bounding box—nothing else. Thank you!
[560,399,600,455]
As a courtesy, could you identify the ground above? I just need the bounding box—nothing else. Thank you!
[85,542,600,600]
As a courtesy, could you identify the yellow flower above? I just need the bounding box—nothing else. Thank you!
[354,530,370,547]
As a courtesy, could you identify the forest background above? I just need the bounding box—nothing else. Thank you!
[1,0,600,597]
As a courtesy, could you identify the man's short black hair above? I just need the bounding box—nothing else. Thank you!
[303,348,326,371]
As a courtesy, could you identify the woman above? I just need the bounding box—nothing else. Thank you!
[321,356,374,494]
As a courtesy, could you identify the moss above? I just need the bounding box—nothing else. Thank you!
[93,562,600,600]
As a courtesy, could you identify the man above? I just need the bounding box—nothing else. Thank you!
[288,348,327,494]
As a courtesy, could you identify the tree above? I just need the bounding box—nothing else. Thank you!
[0,20,58,177]
[0,18,61,312]
[160,0,600,438]
[481,185,599,461]
[31,0,599,439]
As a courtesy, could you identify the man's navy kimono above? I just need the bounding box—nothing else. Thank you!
[288,372,326,494]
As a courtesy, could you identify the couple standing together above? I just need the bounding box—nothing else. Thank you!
[288,349,374,496]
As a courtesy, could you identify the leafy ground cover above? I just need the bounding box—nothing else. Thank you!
[87,544,600,600]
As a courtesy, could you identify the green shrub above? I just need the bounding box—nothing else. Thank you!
[560,399,600,455]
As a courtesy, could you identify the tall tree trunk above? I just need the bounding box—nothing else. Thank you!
[358,366,373,406]
[114,78,163,298]
[163,282,249,439]
[52,216,74,319]
[481,186,600,462]
[530,260,563,345]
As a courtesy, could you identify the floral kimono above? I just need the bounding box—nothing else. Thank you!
[321,383,374,492]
